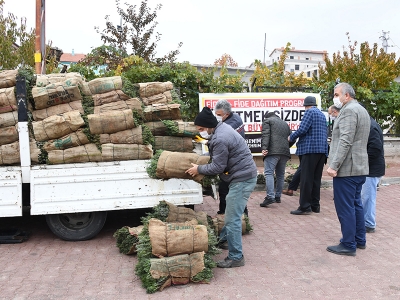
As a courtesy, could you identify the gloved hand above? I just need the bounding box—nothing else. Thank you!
[194,135,208,145]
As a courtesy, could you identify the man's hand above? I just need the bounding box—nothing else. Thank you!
[327,167,337,177]
[262,150,268,156]
[287,136,291,142]
[185,163,199,177]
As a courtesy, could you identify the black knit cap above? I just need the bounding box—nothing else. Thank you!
[194,107,218,128]
[303,96,317,106]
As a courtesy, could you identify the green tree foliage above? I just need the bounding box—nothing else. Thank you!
[315,33,400,133]
[94,0,182,66]
[0,0,35,69]
[251,43,310,92]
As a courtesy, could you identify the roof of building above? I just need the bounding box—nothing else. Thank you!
[60,53,86,63]
[270,47,327,57]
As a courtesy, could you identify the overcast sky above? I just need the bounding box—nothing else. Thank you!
[3,0,400,67]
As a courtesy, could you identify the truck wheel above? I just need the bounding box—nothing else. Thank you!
[45,211,107,241]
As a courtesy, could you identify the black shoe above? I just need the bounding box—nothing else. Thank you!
[356,244,366,249]
[366,227,375,233]
[260,197,276,207]
[217,210,225,215]
[290,208,311,215]
[243,207,249,217]
[275,197,281,203]
[311,207,320,213]
[326,244,356,256]
[217,256,245,268]
[217,241,228,250]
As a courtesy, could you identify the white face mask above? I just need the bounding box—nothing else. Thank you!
[330,115,336,120]
[216,115,223,122]
[333,97,342,109]
[199,130,211,139]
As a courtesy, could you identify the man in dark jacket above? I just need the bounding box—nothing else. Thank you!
[260,112,291,206]
[361,116,385,233]
[214,99,246,215]
[186,107,257,268]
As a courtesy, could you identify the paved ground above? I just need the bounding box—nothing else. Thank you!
[1,178,400,299]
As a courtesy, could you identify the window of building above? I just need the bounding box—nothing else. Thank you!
[314,70,318,76]
[290,69,294,72]
[305,57,309,60]
[289,56,294,59]
[307,71,311,77]
[295,65,300,70]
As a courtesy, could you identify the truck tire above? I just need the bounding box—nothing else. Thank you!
[45,211,107,241]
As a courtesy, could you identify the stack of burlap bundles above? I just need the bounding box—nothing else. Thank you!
[136,81,174,106]
[155,151,210,183]
[0,69,42,165]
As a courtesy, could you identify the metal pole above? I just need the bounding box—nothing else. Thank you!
[35,0,46,74]
[263,33,266,65]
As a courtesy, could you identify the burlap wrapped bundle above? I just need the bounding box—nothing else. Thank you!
[88,76,122,95]
[148,218,208,257]
[0,125,18,146]
[92,90,130,106]
[42,129,90,151]
[93,98,142,114]
[88,109,136,135]
[114,225,144,255]
[0,140,41,165]
[154,136,193,152]
[100,126,143,144]
[0,141,20,165]
[101,143,153,161]
[141,91,172,106]
[143,103,181,122]
[32,82,82,110]
[156,151,210,183]
[35,72,84,87]
[212,214,247,236]
[0,87,17,113]
[31,101,84,121]
[137,81,173,98]
[143,121,168,136]
[0,70,18,89]
[165,201,208,225]
[0,111,18,127]
[144,120,197,137]
[32,110,85,142]
[47,143,102,164]
[172,121,198,137]
[149,252,205,289]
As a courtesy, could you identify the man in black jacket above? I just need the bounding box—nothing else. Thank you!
[260,112,291,206]
[361,116,385,233]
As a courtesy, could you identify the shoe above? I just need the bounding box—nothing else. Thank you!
[217,210,225,215]
[356,244,366,249]
[326,244,356,256]
[282,189,294,196]
[217,241,228,250]
[366,227,375,233]
[290,208,311,215]
[260,197,276,207]
[311,207,320,213]
[217,256,245,268]
[275,197,281,203]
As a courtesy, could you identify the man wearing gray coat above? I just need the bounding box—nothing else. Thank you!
[327,82,370,256]
[260,112,291,206]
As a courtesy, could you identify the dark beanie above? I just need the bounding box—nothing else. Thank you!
[194,107,218,128]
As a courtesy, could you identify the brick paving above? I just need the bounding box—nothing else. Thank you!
[1,181,400,299]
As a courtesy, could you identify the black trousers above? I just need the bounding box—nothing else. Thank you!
[298,153,326,211]
[288,166,301,191]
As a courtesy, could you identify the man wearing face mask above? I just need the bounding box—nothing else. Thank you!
[214,99,246,215]
[186,107,257,268]
[326,82,370,256]
[288,96,329,215]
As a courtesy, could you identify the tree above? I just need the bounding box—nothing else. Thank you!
[214,53,238,67]
[251,43,310,92]
[314,33,400,133]
[95,0,182,65]
[0,0,35,69]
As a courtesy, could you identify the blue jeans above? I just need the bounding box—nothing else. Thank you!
[361,177,380,228]
[263,155,289,199]
[219,177,256,261]
[333,176,366,249]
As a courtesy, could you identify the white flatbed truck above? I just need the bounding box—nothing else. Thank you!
[0,76,203,241]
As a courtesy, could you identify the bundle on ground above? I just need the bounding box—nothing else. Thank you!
[164,201,208,225]
[113,225,144,255]
[212,214,252,236]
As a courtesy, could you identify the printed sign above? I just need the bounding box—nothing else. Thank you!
[199,92,322,155]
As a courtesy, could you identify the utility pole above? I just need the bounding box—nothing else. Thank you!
[380,30,393,53]
[35,0,46,74]
[263,33,266,65]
